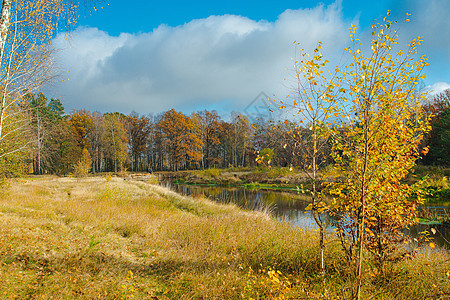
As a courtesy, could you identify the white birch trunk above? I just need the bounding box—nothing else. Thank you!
[0,0,12,64]
[0,0,12,141]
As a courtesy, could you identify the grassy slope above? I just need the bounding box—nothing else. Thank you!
[0,176,449,299]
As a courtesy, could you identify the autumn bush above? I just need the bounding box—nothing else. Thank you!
[73,148,92,177]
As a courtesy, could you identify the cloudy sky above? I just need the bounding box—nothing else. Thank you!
[50,0,450,116]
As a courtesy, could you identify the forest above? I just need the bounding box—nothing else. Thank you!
[0,88,447,177]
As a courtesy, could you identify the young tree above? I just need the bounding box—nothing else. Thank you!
[277,41,336,274]
[28,93,53,174]
[327,14,430,298]
[73,148,92,177]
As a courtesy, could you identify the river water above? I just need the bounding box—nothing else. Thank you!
[160,181,450,249]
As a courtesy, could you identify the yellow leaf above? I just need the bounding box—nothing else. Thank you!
[429,242,436,249]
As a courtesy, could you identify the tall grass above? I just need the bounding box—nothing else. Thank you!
[0,176,448,299]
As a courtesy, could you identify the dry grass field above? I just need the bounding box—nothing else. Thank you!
[0,176,448,299]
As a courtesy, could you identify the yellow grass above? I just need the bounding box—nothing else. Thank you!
[0,176,448,299]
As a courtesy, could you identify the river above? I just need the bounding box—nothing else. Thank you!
[160,181,450,249]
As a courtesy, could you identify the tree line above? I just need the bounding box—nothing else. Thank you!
[7,93,323,175]
[0,88,446,177]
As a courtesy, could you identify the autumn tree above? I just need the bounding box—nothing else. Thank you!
[255,148,275,167]
[46,118,80,174]
[127,112,152,171]
[194,110,221,169]
[21,92,81,175]
[231,112,251,168]
[276,41,336,274]
[69,109,93,152]
[73,148,92,177]
[0,101,31,176]
[102,113,128,172]
[217,120,234,168]
[158,109,203,171]
[88,111,105,173]
[150,113,166,170]
[325,14,430,299]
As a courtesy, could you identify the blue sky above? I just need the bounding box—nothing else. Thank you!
[78,0,394,35]
[51,0,450,116]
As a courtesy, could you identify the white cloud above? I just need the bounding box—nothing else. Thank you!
[50,0,449,116]
[426,82,450,96]
[51,2,349,115]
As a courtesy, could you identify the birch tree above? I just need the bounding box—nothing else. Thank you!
[0,0,98,175]
[102,113,128,173]
[326,14,430,299]
[277,41,336,274]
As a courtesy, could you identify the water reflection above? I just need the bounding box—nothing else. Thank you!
[161,181,328,227]
[161,182,449,249]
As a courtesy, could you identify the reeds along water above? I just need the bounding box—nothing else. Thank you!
[161,181,450,249]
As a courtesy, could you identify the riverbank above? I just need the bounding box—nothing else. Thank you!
[158,167,314,189]
[0,176,449,299]
[158,166,450,202]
